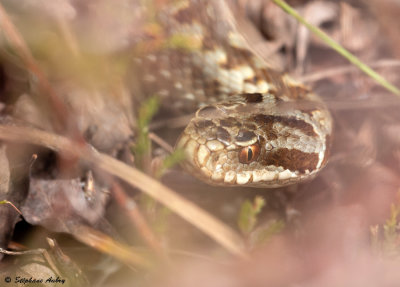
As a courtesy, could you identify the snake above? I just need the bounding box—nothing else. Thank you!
[133,0,332,188]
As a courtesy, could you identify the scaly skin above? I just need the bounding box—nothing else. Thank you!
[134,0,332,187]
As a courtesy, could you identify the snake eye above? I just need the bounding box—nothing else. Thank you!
[239,144,260,164]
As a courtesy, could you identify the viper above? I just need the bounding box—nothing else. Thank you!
[133,0,332,187]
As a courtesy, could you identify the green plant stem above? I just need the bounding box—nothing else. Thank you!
[272,0,400,96]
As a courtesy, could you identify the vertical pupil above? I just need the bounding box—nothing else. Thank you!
[247,147,253,161]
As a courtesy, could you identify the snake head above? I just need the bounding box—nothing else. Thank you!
[176,95,331,187]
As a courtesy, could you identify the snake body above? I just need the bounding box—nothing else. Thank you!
[134,0,332,187]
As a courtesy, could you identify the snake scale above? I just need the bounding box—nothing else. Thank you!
[133,0,332,187]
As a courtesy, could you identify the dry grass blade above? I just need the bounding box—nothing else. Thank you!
[0,124,247,258]
[73,225,152,269]
[300,59,400,83]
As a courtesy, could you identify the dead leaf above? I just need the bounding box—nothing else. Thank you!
[21,177,109,233]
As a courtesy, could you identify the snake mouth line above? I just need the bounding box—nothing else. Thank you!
[176,132,316,187]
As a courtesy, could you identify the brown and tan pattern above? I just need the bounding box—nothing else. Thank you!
[134,0,333,187]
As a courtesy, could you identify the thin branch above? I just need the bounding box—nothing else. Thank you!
[149,132,174,153]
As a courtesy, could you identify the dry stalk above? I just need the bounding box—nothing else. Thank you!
[0,124,247,258]
[73,225,152,268]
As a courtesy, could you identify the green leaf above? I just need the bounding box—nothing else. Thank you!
[155,148,186,179]
[133,96,160,170]
[139,194,171,237]
[371,191,400,258]
[382,203,400,256]
[251,220,285,245]
[237,196,266,235]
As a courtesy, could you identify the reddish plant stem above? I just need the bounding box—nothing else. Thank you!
[112,182,166,257]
